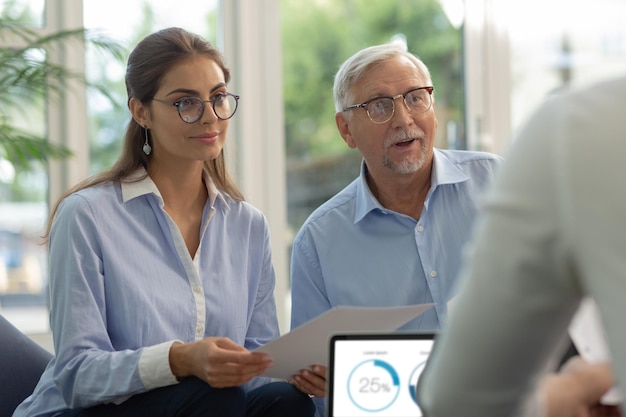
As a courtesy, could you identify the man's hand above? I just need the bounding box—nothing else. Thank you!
[291,364,327,398]
[540,356,622,417]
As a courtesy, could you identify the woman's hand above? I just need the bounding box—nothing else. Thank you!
[169,337,274,387]
[291,364,327,398]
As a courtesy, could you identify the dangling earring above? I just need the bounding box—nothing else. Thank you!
[142,126,152,156]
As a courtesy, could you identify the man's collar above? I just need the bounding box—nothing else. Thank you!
[431,149,470,187]
[354,161,380,222]
[353,149,470,222]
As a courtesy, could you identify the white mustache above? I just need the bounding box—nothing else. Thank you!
[385,130,424,147]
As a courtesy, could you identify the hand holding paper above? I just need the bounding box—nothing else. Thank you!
[568,297,622,405]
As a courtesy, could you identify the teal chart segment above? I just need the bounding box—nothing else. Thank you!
[408,360,428,407]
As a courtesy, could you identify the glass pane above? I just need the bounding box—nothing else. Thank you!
[0,41,49,336]
[508,0,626,134]
[281,0,465,239]
[83,0,220,174]
[1,0,221,340]
[0,0,45,27]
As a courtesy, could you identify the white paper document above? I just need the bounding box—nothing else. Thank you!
[255,303,433,379]
[569,297,622,405]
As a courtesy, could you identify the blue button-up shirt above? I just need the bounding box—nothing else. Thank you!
[14,169,279,417]
[291,148,502,332]
[291,148,502,417]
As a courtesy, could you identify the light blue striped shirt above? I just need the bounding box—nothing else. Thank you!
[14,169,279,417]
[291,148,503,332]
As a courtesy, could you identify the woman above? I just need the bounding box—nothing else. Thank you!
[13,27,314,417]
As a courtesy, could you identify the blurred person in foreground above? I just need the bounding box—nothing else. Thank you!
[13,27,314,417]
[288,41,502,415]
[418,76,626,417]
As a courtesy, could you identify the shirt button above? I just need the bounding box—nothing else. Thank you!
[193,286,201,293]
[196,326,204,334]
[430,270,438,278]
[417,225,424,232]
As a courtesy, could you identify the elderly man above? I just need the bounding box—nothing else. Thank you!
[289,42,502,414]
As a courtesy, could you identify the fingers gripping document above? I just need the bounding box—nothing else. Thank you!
[569,297,622,405]
[255,304,434,380]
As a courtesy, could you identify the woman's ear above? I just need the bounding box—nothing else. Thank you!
[129,97,150,128]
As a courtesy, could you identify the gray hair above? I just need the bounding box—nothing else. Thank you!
[333,42,433,113]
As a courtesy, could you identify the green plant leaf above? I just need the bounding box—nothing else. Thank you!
[0,14,124,173]
[0,123,72,171]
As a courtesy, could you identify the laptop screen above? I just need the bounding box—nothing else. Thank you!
[327,332,436,417]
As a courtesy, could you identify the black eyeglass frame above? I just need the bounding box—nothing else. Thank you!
[152,93,240,124]
[342,86,434,124]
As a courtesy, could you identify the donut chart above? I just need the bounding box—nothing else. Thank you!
[347,359,401,412]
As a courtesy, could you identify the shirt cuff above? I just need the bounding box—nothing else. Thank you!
[138,340,181,390]
[516,389,547,417]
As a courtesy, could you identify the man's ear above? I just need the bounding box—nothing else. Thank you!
[335,112,357,149]
[129,97,150,128]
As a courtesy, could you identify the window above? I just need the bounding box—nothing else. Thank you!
[464,0,626,155]
[83,1,219,174]
[507,0,626,134]
[2,0,467,338]
[0,0,220,348]
[280,0,465,325]
[0,0,63,344]
[10,1,619,342]
[281,0,465,228]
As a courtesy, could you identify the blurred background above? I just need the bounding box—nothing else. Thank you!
[1,0,625,351]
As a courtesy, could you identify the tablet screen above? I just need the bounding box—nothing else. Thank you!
[327,333,435,417]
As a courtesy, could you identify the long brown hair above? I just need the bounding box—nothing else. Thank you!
[43,27,243,242]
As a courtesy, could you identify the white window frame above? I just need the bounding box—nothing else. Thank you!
[46,0,89,207]
[463,0,512,155]
[220,0,290,332]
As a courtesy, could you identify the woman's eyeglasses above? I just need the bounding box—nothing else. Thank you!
[152,93,240,124]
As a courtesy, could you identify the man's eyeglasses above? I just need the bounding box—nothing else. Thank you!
[152,93,240,124]
[343,86,434,124]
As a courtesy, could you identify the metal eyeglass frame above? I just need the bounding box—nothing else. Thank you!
[342,86,434,124]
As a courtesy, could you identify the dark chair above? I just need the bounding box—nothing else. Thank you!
[0,314,52,416]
